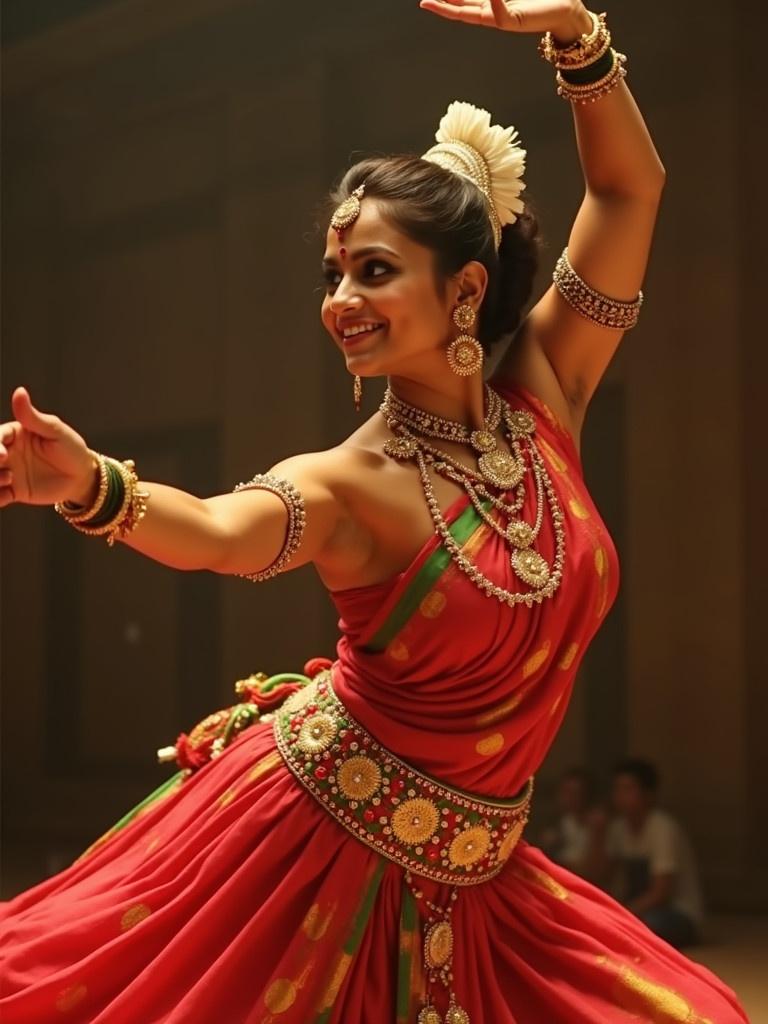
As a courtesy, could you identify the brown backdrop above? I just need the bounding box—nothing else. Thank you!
[2,0,766,911]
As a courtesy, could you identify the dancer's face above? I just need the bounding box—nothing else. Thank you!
[321,200,472,380]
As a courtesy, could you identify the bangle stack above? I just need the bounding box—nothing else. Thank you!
[55,454,150,546]
[539,11,628,104]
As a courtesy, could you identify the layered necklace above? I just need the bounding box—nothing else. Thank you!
[379,385,565,607]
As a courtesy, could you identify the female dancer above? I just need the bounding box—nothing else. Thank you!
[0,1,749,1021]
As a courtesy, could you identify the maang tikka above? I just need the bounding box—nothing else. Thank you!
[447,304,484,376]
[330,184,367,412]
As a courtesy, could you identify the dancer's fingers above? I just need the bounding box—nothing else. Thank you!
[11,387,63,441]
[419,1,496,27]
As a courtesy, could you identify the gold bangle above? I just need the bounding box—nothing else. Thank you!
[58,457,150,545]
[231,473,306,582]
[109,463,150,547]
[556,52,627,104]
[56,453,109,524]
[539,11,609,69]
[553,248,643,330]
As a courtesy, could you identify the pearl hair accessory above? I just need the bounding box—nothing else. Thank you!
[422,101,527,249]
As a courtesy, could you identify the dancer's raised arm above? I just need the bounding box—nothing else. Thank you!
[421,0,665,432]
[0,386,345,579]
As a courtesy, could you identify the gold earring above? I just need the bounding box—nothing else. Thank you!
[447,304,484,376]
[353,374,362,412]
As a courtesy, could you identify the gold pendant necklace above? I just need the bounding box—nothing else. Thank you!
[379,387,565,605]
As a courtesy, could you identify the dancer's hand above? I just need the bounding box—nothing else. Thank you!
[0,387,99,509]
[419,0,593,42]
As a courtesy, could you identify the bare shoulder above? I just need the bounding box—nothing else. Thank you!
[267,437,391,583]
[268,441,384,504]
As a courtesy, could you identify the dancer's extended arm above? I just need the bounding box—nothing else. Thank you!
[0,386,345,578]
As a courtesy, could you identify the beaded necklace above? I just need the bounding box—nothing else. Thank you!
[379,386,565,607]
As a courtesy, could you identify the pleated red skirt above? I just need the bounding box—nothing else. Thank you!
[0,720,749,1024]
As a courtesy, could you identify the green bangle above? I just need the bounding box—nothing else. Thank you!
[84,461,125,528]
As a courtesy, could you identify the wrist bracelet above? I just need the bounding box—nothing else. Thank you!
[540,10,629,104]
[56,455,150,546]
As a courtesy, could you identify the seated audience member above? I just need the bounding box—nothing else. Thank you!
[540,768,609,881]
[608,758,704,949]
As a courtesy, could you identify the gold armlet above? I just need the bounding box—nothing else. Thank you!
[553,248,643,330]
[231,473,306,582]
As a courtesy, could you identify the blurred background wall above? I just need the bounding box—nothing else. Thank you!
[1,0,766,925]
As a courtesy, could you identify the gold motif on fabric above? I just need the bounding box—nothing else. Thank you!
[120,903,151,931]
[596,957,714,1024]
[523,641,551,679]
[569,497,590,519]
[56,984,88,1013]
[282,685,317,716]
[338,755,382,801]
[248,749,283,783]
[264,977,298,1013]
[475,733,504,756]
[296,712,337,754]
[420,590,447,619]
[448,825,492,866]
[392,798,440,845]
[274,671,533,885]
[557,642,580,670]
[513,861,569,900]
[387,639,411,662]
[496,819,526,863]
[302,902,335,941]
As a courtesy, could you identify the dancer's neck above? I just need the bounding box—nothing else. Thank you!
[386,375,488,431]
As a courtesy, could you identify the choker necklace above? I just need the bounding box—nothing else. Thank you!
[382,385,525,490]
[379,385,565,607]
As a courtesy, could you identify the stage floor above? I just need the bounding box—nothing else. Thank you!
[692,915,768,1022]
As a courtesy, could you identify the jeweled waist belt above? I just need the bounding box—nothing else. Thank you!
[272,669,533,886]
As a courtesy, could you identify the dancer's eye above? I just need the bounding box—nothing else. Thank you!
[365,260,393,279]
[322,261,393,293]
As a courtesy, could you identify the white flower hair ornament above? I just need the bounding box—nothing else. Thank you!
[422,100,527,249]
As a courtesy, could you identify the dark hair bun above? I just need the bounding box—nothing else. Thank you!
[484,208,540,346]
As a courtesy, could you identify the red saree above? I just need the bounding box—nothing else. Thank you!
[0,384,748,1023]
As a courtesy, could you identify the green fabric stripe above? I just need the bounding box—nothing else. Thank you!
[343,856,386,953]
[365,500,491,653]
[396,881,419,1023]
[313,858,386,1023]
[102,771,185,838]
